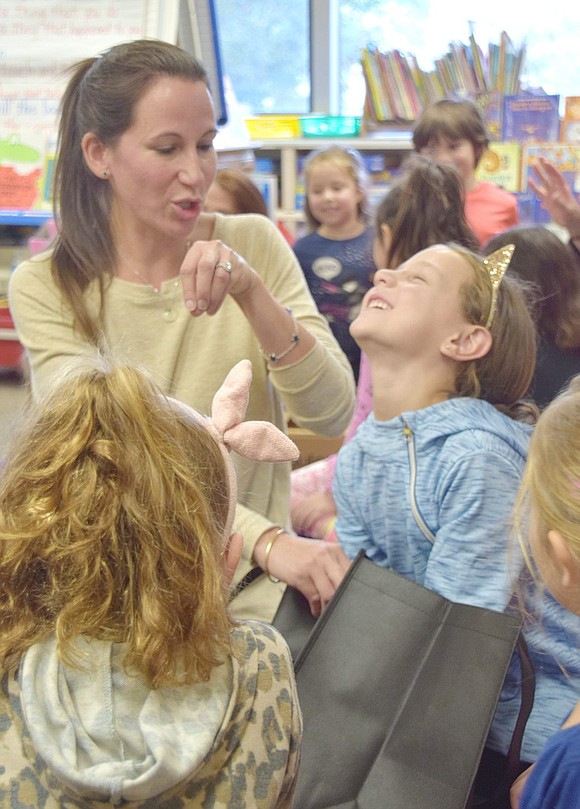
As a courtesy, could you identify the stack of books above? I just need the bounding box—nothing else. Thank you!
[362,30,525,125]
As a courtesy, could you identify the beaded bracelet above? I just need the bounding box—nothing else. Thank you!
[263,527,285,583]
[259,308,300,364]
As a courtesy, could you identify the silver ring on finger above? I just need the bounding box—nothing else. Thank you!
[215,261,233,274]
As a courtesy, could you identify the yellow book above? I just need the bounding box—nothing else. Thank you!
[361,48,391,122]
[476,142,522,193]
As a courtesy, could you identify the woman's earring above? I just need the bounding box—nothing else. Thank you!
[103,170,109,178]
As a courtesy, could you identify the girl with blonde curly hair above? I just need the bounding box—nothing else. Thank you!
[0,358,302,808]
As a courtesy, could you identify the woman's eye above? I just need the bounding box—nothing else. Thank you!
[198,143,214,153]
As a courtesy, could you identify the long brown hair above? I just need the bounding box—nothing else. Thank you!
[52,39,209,343]
[452,245,538,422]
[375,154,479,268]
[0,360,232,688]
[484,226,580,350]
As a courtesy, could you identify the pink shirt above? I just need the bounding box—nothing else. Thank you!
[465,181,519,246]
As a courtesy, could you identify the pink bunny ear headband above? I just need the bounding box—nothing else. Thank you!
[197,359,299,538]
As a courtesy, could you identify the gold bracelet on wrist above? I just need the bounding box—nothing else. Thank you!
[263,527,285,583]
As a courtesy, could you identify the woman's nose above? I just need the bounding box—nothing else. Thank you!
[178,154,204,186]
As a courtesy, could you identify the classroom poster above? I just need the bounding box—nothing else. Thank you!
[0,0,144,212]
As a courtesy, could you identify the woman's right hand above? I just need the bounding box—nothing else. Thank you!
[255,529,352,617]
[180,238,257,317]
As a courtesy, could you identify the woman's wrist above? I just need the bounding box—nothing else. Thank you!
[258,308,300,365]
[253,526,291,581]
[229,264,261,304]
[263,528,285,582]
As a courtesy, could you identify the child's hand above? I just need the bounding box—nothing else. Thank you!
[529,157,580,237]
[291,490,337,539]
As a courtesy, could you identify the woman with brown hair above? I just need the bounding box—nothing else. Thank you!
[8,38,354,624]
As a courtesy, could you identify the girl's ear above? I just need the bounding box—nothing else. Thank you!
[547,530,580,590]
[373,223,392,270]
[223,531,243,584]
[440,325,493,362]
[380,223,392,247]
[81,132,110,179]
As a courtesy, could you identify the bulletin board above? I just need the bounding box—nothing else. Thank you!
[0,0,226,222]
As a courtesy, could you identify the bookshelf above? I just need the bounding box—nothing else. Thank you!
[361,31,525,127]
[253,134,414,234]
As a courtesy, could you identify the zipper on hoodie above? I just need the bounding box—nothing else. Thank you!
[402,421,436,545]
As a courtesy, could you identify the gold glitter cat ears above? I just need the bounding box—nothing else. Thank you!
[482,244,515,329]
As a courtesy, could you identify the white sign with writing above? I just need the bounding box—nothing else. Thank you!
[0,0,144,212]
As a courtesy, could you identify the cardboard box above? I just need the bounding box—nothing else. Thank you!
[288,426,344,470]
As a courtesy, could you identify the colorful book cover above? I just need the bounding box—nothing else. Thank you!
[377,51,400,121]
[395,50,422,119]
[476,90,503,141]
[488,43,499,92]
[565,96,580,121]
[515,192,540,226]
[509,42,525,95]
[469,32,487,92]
[497,32,507,94]
[561,120,580,143]
[387,51,415,121]
[449,42,473,95]
[361,48,391,122]
[501,94,561,143]
[423,70,444,104]
[476,142,521,192]
[434,57,454,98]
[522,143,580,222]
[384,51,410,120]
[497,31,524,95]
[407,53,429,108]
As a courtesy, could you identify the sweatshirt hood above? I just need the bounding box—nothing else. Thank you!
[357,397,532,461]
[19,635,232,805]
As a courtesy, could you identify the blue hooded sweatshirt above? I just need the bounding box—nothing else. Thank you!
[334,396,580,762]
